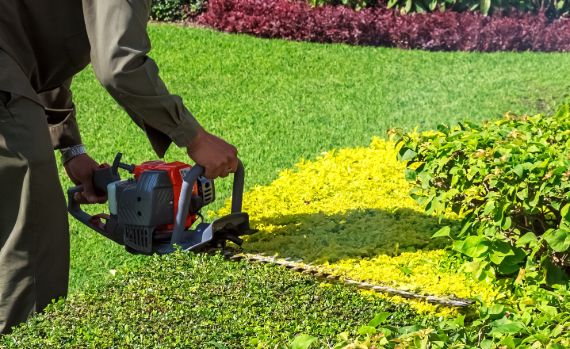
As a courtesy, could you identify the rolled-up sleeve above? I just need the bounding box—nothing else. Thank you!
[38,79,83,150]
[82,0,201,157]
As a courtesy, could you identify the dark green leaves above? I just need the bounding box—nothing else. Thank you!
[543,229,570,253]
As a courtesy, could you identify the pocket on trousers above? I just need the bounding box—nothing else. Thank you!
[0,91,15,123]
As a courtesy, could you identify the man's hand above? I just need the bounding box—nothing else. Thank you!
[64,153,108,204]
[187,128,238,179]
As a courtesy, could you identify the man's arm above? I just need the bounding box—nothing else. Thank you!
[82,0,201,157]
[39,80,107,203]
[82,0,238,178]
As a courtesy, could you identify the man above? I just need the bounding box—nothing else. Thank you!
[0,0,239,334]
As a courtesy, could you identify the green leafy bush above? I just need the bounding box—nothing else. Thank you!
[150,0,207,21]
[395,104,570,284]
[307,0,570,17]
[151,0,185,21]
[385,0,570,16]
[1,252,425,348]
[330,283,570,348]
[308,0,378,10]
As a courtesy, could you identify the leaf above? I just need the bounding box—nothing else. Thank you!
[480,0,491,15]
[490,318,526,335]
[387,0,399,8]
[358,325,377,335]
[404,0,413,13]
[398,325,422,334]
[404,168,417,181]
[432,226,451,238]
[543,229,570,252]
[490,242,514,265]
[512,164,524,178]
[501,216,512,230]
[399,265,413,276]
[399,147,417,161]
[368,312,391,327]
[480,339,493,349]
[538,305,558,317]
[453,236,489,258]
[290,334,318,349]
[487,304,504,316]
[497,247,526,275]
[544,259,569,286]
[516,232,538,249]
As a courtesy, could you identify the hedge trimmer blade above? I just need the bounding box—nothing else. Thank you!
[221,251,474,308]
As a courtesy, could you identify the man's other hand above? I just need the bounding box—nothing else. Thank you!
[187,128,238,179]
[64,153,108,204]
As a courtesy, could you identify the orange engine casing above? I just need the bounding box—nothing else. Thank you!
[133,160,198,230]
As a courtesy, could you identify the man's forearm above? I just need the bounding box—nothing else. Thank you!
[83,0,202,157]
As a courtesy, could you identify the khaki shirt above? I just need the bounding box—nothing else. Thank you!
[0,0,201,157]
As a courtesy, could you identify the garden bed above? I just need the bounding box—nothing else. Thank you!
[197,0,570,51]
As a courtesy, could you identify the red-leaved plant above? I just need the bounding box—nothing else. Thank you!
[197,0,570,51]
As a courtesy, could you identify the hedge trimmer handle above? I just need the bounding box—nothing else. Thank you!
[67,185,108,236]
[170,159,245,245]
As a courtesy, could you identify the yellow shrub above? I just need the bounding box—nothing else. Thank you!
[218,138,501,313]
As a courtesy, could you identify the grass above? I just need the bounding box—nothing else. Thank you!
[67,24,570,296]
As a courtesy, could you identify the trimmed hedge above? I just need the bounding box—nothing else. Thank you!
[197,0,570,51]
[1,253,425,348]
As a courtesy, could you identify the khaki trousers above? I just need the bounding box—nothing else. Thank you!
[0,67,69,333]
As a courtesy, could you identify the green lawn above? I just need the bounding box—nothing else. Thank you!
[68,24,570,292]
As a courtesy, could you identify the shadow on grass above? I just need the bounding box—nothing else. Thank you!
[243,208,456,263]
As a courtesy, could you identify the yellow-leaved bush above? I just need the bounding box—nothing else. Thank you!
[218,138,501,313]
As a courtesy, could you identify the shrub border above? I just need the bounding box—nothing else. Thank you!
[196,0,570,51]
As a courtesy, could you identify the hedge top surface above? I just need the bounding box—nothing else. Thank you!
[1,253,425,348]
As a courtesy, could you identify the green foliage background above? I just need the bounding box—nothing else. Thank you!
[382,0,570,16]
[150,0,207,21]
[307,0,570,17]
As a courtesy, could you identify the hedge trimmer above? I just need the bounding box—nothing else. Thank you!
[68,153,473,307]
[67,153,251,254]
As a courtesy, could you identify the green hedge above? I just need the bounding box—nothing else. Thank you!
[396,104,570,284]
[1,253,425,348]
[150,0,206,21]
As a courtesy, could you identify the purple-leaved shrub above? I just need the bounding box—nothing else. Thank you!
[198,0,570,51]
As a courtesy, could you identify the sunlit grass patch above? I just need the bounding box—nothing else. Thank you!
[219,138,502,312]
